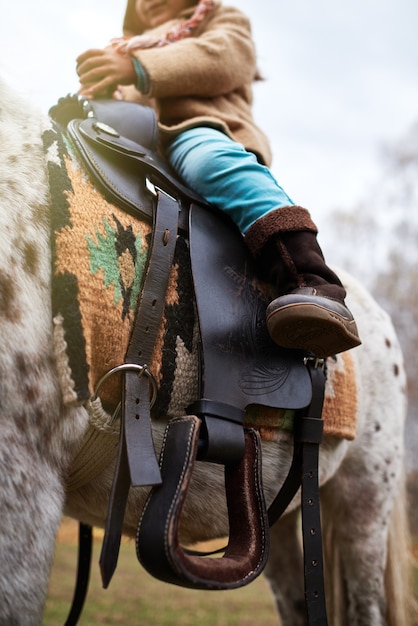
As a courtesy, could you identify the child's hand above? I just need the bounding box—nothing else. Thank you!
[76,48,137,98]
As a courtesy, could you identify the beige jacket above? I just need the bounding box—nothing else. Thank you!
[119,2,272,165]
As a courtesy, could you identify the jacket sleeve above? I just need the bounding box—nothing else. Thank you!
[130,6,257,98]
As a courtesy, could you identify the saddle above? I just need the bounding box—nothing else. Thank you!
[51,97,328,625]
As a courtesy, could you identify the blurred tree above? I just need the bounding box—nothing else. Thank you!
[325,122,418,469]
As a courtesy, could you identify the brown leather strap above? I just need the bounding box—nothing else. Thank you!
[299,360,328,626]
[100,188,179,588]
[266,358,327,625]
[268,359,327,624]
[123,186,179,484]
[99,421,131,588]
[137,416,269,589]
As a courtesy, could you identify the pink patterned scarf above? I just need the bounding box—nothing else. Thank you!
[112,0,216,53]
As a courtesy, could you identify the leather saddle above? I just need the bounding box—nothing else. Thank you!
[53,96,312,411]
[51,98,317,597]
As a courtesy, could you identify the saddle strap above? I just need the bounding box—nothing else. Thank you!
[266,358,327,625]
[99,187,179,589]
[299,362,328,626]
[124,188,179,486]
[137,416,270,590]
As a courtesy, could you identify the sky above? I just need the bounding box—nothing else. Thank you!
[2,0,418,227]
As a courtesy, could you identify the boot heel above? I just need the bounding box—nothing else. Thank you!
[266,294,361,357]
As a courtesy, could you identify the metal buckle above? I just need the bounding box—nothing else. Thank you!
[92,363,158,424]
[303,355,326,370]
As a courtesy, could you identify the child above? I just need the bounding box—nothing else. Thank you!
[76,0,361,358]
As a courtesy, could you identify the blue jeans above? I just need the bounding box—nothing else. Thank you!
[166,127,294,234]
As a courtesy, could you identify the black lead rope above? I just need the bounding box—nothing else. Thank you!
[64,523,92,626]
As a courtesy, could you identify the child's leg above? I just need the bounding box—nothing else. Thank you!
[166,126,294,234]
[166,127,360,357]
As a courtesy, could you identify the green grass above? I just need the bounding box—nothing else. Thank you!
[44,519,279,625]
[45,519,418,626]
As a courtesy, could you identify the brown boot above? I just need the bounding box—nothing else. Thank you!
[245,206,361,357]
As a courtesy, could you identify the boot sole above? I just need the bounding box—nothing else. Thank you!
[266,302,361,358]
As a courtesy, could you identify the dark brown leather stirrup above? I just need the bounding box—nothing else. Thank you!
[182,359,328,624]
[65,362,327,626]
[136,416,270,589]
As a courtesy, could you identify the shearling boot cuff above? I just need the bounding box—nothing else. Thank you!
[244,206,318,257]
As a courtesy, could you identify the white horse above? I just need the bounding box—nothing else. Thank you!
[0,79,413,626]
